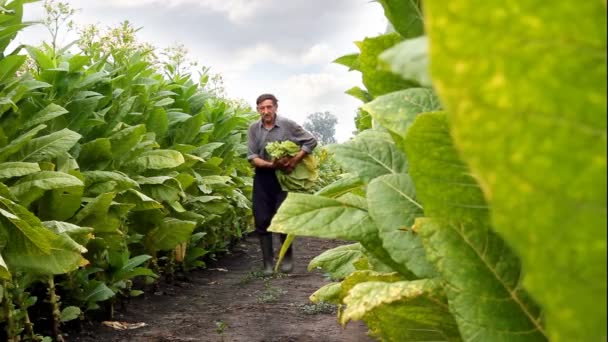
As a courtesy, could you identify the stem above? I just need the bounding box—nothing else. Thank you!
[14,282,38,342]
[2,280,19,342]
[47,277,64,342]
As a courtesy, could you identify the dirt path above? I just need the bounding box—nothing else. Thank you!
[71,234,373,342]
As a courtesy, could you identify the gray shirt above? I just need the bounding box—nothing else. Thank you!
[247,115,317,161]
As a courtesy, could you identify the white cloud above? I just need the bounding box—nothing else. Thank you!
[270,67,364,143]
[19,0,387,143]
[90,0,272,21]
[219,43,339,74]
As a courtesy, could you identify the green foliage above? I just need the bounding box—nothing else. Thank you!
[424,1,606,340]
[274,0,606,340]
[0,1,256,339]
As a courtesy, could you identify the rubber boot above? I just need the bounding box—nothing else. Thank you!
[279,234,293,273]
[259,234,274,276]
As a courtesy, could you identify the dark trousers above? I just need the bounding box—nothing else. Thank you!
[252,168,287,236]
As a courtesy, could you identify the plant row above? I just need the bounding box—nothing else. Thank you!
[270,0,606,341]
[0,1,257,340]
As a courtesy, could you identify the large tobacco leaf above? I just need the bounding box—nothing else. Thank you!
[0,196,85,275]
[362,88,441,140]
[0,124,46,162]
[376,0,424,39]
[367,173,435,278]
[380,36,431,87]
[10,171,84,207]
[342,279,460,341]
[308,243,364,281]
[269,193,413,277]
[14,129,81,162]
[356,33,414,97]
[425,1,606,340]
[144,218,196,252]
[328,129,408,182]
[406,113,546,341]
[0,162,40,179]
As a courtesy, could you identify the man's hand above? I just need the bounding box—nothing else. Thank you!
[272,157,290,170]
[283,150,308,173]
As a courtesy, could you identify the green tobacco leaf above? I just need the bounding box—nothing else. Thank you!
[116,189,163,211]
[60,306,81,322]
[145,218,196,252]
[345,86,373,103]
[146,107,168,140]
[77,138,112,170]
[24,103,69,130]
[71,193,118,233]
[339,270,403,301]
[81,280,114,304]
[0,124,46,162]
[173,112,205,145]
[0,196,85,275]
[138,177,183,204]
[380,36,431,87]
[357,33,414,97]
[333,53,360,71]
[406,113,546,341]
[310,283,342,304]
[328,130,408,183]
[0,162,40,179]
[154,97,174,107]
[42,220,93,247]
[363,88,441,139]
[73,71,109,90]
[376,0,424,39]
[342,279,460,342]
[367,174,435,278]
[308,243,364,280]
[425,1,606,340]
[38,184,84,221]
[0,55,26,83]
[68,55,91,72]
[15,129,81,163]
[0,254,10,280]
[108,124,146,159]
[269,193,375,241]
[314,174,364,199]
[10,171,84,207]
[82,171,139,195]
[269,193,412,276]
[25,45,54,69]
[126,149,185,171]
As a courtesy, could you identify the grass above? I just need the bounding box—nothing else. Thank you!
[238,269,288,285]
[295,302,338,315]
[255,280,287,303]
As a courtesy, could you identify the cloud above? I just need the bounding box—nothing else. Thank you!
[19,0,386,143]
[268,65,365,142]
[87,0,273,21]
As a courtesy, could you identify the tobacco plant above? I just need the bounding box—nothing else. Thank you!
[270,0,606,341]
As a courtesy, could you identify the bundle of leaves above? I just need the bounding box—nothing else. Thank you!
[265,140,319,192]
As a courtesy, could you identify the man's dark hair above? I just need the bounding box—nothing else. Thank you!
[256,93,278,105]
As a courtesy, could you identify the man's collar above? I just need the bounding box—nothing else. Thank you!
[258,115,281,128]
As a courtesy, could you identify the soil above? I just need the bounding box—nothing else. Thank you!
[69,234,374,342]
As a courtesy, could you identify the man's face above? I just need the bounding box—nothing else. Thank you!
[257,99,277,125]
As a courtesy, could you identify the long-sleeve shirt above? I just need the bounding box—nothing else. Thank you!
[247,115,317,162]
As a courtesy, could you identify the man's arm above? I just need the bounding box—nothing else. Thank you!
[250,156,278,169]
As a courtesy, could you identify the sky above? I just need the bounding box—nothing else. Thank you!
[17,0,388,142]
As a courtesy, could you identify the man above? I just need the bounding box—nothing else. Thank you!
[247,93,317,275]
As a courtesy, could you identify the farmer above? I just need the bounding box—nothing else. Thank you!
[247,93,317,275]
